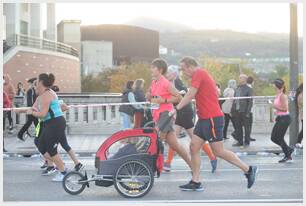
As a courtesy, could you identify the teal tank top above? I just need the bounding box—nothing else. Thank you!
[43,98,63,121]
[37,91,63,122]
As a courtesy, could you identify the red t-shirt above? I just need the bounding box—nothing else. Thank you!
[191,68,224,119]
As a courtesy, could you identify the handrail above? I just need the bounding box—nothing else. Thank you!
[5,33,79,57]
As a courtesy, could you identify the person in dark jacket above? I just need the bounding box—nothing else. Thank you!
[231,74,253,147]
[17,78,39,141]
[119,81,136,129]
[132,79,146,128]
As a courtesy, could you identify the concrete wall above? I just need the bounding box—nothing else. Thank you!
[81,41,113,75]
[57,20,81,54]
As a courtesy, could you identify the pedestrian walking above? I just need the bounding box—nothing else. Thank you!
[17,78,39,141]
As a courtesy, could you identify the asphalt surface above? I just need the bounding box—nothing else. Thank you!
[3,154,303,203]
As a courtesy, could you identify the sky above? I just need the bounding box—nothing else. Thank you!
[45,3,303,35]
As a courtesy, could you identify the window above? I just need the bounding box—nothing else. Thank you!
[20,20,28,35]
[106,136,151,159]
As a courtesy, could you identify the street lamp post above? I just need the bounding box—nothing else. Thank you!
[289,3,299,146]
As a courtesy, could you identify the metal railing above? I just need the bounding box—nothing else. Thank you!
[6,34,79,57]
[9,95,277,135]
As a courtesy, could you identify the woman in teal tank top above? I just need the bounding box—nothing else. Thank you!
[25,73,68,182]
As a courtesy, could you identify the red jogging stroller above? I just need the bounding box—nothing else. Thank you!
[62,113,171,198]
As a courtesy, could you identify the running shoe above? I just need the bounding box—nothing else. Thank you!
[278,156,293,163]
[17,133,25,141]
[42,166,57,176]
[245,166,258,189]
[210,159,217,173]
[52,171,66,182]
[295,143,303,149]
[179,180,204,191]
[232,142,243,147]
[163,162,171,172]
[179,132,186,138]
[40,161,48,169]
[74,163,84,171]
[278,148,294,163]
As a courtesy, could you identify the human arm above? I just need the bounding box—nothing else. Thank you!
[128,92,142,110]
[150,84,182,104]
[176,87,198,110]
[27,93,51,118]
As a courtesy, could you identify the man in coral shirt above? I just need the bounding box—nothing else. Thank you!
[172,56,258,191]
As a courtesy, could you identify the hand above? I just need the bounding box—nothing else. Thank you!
[268,100,273,105]
[169,108,177,117]
[26,109,33,115]
[179,90,186,95]
[150,97,164,104]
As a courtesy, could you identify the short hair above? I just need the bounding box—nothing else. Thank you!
[247,76,254,84]
[167,65,179,76]
[151,58,168,75]
[180,56,199,67]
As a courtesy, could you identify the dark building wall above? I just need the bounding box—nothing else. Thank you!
[81,25,159,65]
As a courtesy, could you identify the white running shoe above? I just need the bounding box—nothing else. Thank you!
[295,143,303,149]
[52,172,65,182]
[42,167,57,176]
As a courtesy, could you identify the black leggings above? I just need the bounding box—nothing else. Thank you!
[223,113,235,138]
[297,120,303,144]
[6,111,13,127]
[38,116,67,157]
[271,115,292,156]
[35,118,71,155]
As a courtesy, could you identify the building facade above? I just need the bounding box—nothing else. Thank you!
[81,41,113,75]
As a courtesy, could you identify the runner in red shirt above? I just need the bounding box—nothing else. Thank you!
[171,56,258,191]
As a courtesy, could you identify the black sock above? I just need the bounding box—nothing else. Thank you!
[61,170,67,175]
[247,166,252,173]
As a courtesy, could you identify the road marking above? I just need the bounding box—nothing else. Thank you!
[80,199,303,203]
[167,167,302,172]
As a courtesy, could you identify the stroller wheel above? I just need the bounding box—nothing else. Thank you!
[63,171,87,195]
[114,160,154,198]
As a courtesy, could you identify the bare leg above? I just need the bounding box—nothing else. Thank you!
[164,131,192,170]
[67,149,80,166]
[190,135,205,182]
[44,152,65,172]
[210,141,249,173]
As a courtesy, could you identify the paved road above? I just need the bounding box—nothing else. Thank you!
[3,154,303,203]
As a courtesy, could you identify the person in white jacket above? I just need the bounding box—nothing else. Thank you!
[222,79,237,139]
